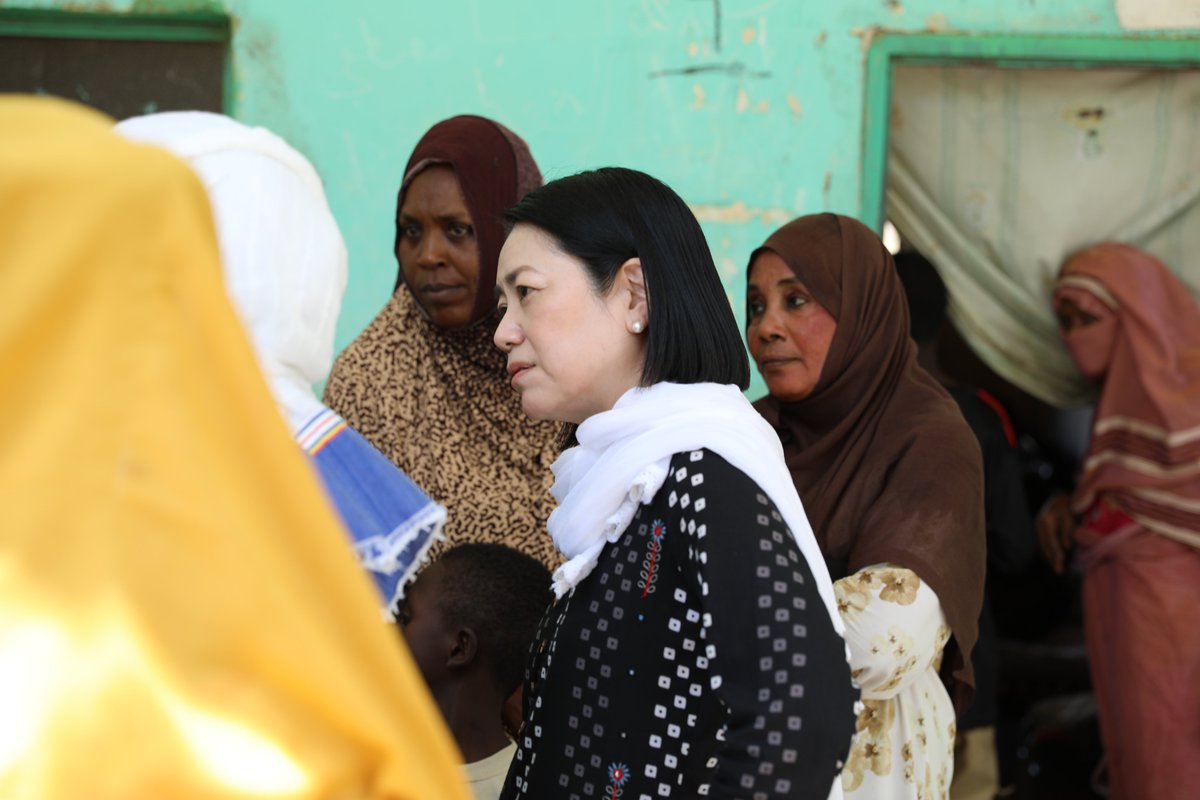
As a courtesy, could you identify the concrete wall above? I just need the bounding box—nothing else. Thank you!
[6,0,1190,397]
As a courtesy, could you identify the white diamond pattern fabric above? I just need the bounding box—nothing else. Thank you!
[503,450,858,800]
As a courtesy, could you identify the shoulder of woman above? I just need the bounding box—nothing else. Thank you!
[659,448,773,509]
[880,388,984,487]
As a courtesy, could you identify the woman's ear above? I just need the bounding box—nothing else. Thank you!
[617,257,648,321]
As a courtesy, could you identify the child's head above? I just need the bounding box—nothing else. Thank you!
[398,543,551,699]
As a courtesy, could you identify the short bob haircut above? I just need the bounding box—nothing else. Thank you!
[503,167,749,390]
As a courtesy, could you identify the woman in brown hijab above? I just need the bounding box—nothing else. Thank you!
[746,214,985,800]
[324,117,560,569]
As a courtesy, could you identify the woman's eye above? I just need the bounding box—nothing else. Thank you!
[448,222,473,238]
[516,286,533,299]
[400,224,420,240]
[747,299,765,318]
[786,293,809,309]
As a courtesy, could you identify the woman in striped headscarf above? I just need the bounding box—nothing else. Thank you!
[1039,243,1200,800]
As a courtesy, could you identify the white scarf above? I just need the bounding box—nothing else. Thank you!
[547,382,844,634]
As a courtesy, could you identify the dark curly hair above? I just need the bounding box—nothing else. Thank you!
[435,543,552,695]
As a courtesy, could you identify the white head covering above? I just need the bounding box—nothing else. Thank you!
[116,112,346,433]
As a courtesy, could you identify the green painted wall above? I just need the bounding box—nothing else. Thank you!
[5,0,1184,397]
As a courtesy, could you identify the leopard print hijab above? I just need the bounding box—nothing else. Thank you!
[325,117,560,568]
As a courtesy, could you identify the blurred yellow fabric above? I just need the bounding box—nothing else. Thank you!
[0,96,469,800]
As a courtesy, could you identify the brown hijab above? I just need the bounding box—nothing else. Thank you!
[325,116,561,568]
[750,213,985,709]
[392,115,543,323]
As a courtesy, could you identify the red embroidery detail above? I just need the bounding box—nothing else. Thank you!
[607,762,629,797]
[638,520,666,598]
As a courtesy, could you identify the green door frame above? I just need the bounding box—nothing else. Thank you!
[860,33,1200,232]
[0,7,234,115]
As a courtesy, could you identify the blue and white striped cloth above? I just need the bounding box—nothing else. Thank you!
[297,408,446,617]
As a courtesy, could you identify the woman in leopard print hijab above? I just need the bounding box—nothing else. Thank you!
[324,116,560,569]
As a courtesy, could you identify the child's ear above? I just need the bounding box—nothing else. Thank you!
[447,627,478,669]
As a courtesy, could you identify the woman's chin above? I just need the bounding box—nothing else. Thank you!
[417,297,473,329]
[520,397,580,426]
[519,395,555,422]
[763,379,816,404]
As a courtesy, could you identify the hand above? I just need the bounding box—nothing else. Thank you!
[1036,494,1076,574]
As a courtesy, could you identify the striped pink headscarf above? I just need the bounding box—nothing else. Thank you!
[1055,243,1200,549]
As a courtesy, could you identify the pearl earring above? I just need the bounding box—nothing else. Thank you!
[631,320,644,334]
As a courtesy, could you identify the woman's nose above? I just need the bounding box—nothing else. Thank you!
[493,308,522,352]
[416,231,447,268]
[756,304,786,341]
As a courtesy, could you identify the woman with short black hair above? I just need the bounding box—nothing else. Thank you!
[494,168,857,800]
[503,166,749,392]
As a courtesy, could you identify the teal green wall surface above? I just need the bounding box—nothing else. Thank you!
[6,0,1183,398]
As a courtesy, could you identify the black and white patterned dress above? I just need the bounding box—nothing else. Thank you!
[501,449,858,800]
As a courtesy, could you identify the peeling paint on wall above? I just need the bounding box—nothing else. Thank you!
[646,0,771,81]
[1116,0,1200,30]
[718,256,739,280]
[690,201,791,225]
[851,26,881,54]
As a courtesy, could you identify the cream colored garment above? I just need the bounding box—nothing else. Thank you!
[888,66,1200,406]
[836,566,955,800]
[0,96,467,800]
[116,110,345,433]
[462,742,516,800]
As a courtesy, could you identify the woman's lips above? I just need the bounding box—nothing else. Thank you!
[421,283,467,302]
[507,362,534,385]
[758,355,803,369]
